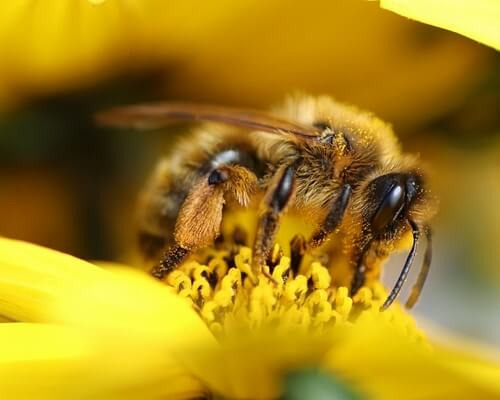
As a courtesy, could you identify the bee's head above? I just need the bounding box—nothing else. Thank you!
[367,171,429,239]
[353,167,437,310]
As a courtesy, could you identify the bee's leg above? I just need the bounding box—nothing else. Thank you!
[151,177,224,279]
[152,244,190,279]
[290,234,306,275]
[252,165,296,270]
[308,184,352,248]
[350,239,373,296]
[152,166,257,280]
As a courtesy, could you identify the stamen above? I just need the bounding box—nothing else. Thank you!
[163,230,424,342]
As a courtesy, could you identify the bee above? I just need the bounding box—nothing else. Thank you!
[97,94,436,310]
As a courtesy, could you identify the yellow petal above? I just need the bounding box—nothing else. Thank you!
[380,0,500,50]
[50,269,212,399]
[0,237,107,321]
[436,348,500,394]
[185,329,334,399]
[323,318,500,400]
[0,322,205,400]
[0,238,218,398]
[0,323,87,363]
[0,323,91,399]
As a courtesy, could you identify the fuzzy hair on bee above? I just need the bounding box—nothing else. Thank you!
[97,94,437,310]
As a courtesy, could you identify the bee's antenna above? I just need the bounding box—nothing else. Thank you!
[380,220,420,311]
[405,225,432,309]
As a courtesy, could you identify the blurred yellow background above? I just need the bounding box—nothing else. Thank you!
[0,1,499,344]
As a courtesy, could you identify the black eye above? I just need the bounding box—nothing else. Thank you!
[371,182,405,233]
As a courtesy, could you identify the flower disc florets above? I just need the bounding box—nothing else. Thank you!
[166,243,423,341]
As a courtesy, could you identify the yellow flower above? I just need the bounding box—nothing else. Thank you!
[167,244,420,338]
[380,0,500,51]
[1,236,500,399]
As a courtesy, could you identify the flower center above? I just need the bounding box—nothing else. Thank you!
[165,242,423,340]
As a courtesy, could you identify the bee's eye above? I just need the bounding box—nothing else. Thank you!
[371,182,405,233]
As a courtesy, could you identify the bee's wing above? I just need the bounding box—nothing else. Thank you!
[96,103,321,140]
